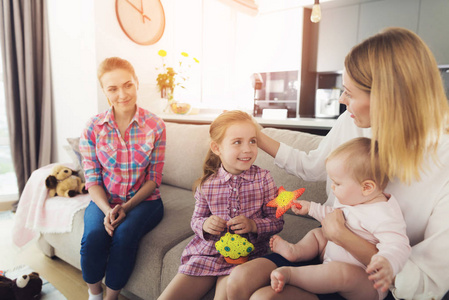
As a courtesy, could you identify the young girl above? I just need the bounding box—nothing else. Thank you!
[269,137,410,300]
[158,110,284,300]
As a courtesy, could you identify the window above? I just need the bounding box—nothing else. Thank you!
[170,0,304,112]
[0,49,19,201]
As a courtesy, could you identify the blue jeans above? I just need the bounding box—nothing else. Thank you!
[80,199,163,290]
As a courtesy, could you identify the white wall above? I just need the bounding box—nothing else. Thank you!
[47,0,97,163]
[47,0,304,162]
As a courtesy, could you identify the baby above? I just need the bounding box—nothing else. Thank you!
[270,137,411,300]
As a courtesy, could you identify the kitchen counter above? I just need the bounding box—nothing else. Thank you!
[160,113,337,135]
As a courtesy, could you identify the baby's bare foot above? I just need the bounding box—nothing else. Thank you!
[270,235,298,261]
[270,268,290,293]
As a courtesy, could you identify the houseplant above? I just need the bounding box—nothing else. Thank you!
[156,49,199,114]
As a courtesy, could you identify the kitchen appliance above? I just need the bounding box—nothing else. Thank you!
[252,71,299,118]
[315,88,342,118]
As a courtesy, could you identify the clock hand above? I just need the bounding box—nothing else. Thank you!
[124,0,152,23]
[142,13,151,22]
[140,0,144,23]
[140,0,151,23]
[125,0,143,15]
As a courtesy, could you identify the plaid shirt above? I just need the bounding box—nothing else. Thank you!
[80,107,165,205]
[179,165,284,276]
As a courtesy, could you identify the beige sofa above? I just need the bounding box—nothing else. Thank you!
[37,121,327,300]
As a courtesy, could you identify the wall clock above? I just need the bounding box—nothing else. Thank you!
[116,0,166,45]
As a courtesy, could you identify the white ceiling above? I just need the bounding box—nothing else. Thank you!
[257,0,380,12]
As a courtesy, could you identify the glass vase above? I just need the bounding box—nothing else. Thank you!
[160,87,174,113]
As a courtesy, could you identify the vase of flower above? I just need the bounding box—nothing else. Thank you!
[155,49,199,114]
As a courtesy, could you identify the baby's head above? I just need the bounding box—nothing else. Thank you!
[196,111,260,189]
[326,137,388,206]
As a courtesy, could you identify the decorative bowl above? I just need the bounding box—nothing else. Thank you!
[170,102,191,115]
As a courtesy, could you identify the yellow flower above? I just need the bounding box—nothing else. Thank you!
[193,57,200,63]
[156,50,199,98]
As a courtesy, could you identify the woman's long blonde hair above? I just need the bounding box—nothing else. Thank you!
[194,110,259,191]
[345,27,449,184]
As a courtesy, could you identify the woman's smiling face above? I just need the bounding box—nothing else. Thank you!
[339,71,371,128]
[101,68,138,113]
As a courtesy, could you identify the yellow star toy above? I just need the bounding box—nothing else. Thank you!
[267,186,305,218]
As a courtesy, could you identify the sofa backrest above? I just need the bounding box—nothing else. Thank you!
[256,128,327,205]
[163,122,210,191]
[163,122,327,204]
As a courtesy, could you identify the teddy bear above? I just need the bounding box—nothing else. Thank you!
[45,164,87,198]
[0,272,43,300]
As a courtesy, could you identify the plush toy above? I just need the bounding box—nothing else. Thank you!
[0,272,43,300]
[45,165,87,198]
[215,232,255,265]
[266,186,305,218]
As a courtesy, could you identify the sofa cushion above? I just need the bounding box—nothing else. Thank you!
[125,184,195,299]
[163,122,210,191]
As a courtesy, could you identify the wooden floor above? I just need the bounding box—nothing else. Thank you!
[0,209,130,300]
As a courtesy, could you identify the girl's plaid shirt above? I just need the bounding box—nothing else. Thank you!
[80,107,166,205]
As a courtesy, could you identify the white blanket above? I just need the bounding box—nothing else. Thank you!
[12,163,90,249]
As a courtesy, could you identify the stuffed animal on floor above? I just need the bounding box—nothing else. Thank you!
[267,186,305,218]
[0,272,43,300]
[45,164,87,198]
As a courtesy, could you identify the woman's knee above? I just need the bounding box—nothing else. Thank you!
[81,228,109,252]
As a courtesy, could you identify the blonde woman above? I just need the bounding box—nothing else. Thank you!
[227,27,449,300]
[80,57,165,300]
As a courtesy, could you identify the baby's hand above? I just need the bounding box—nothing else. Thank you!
[203,215,227,235]
[227,215,257,234]
[291,200,310,215]
[366,255,394,293]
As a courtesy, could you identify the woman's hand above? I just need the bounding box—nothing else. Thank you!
[366,255,394,293]
[227,215,257,234]
[103,205,126,236]
[203,215,227,235]
[321,208,347,246]
[322,208,378,266]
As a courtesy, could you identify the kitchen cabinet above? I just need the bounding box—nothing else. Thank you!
[316,0,449,72]
[358,0,420,42]
[316,5,359,73]
[418,0,449,65]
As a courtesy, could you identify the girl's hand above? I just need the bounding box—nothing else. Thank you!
[366,256,394,292]
[291,200,310,215]
[321,208,346,246]
[203,215,227,235]
[227,215,257,234]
